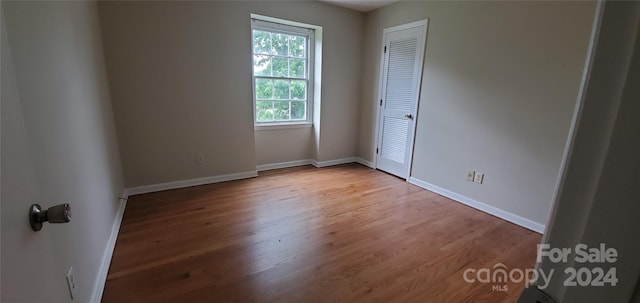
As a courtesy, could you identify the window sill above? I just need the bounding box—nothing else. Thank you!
[254,123,313,131]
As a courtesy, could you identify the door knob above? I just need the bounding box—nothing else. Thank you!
[405,113,413,120]
[29,203,71,231]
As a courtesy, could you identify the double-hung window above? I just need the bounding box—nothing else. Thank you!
[251,18,314,126]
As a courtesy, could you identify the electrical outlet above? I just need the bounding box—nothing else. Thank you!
[65,266,76,299]
[195,153,204,165]
[474,172,484,184]
[466,170,475,182]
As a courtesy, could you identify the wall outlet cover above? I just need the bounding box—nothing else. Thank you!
[466,170,475,182]
[474,172,484,184]
[65,266,76,299]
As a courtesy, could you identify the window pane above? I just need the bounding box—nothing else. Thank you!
[256,100,274,122]
[273,101,290,120]
[272,33,288,56]
[291,80,306,99]
[290,36,306,57]
[274,80,290,99]
[255,79,273,99]
[253,55,272,76]
[252,24,311,124]
[291,101,306,120]
[289,58,305,78]
[253,31,271,54]
[272,57,288,77]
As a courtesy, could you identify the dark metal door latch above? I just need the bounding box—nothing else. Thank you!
[29,203,71,231]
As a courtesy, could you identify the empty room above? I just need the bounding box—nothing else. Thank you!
[1,0,639,302]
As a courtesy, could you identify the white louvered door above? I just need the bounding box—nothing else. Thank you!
[376,20,427,179]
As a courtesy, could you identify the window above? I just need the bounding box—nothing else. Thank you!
[251,18,314,126]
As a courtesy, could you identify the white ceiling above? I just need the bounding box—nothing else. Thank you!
[318,0,398,12]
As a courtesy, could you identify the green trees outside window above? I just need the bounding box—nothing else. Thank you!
[252,29,309,123]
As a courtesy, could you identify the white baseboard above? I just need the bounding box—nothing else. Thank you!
[408,177,545,234]
[257,157,374,171]
[256,159,313,172]
[355,157,374,168]
[312,157,359,168]
[91,192,128,303]
[125,171,258,196]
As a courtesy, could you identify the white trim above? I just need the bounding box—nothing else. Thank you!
[257,159,313,171]
[355,157,375,168]
[125,171,258,196]
[126,158,372,196]
[311,26,323,161]
[250,14,321,32]
[541,0,604,245]
[373,19,429,180]
[257,157,374,170]
[252,18,313,36]
[408,177,545,234]
[372,20,388,169]
[254,123,313,131]
[91,192,128,303]
[250,14,317,126]
[312,157,360,168]
[386,19,430,33]
[404,19,428,180]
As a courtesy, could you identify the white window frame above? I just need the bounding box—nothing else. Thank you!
[251,16,315,128]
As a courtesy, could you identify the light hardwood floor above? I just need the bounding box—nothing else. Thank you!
[102,164,541,302]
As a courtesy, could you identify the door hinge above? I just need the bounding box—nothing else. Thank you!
[380,99,383,106]
[384,46,387,53]
[376,148,379,154]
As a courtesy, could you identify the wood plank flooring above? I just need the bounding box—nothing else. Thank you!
[102,164,541,303]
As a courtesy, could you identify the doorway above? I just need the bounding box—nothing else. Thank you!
[374,20,428,179]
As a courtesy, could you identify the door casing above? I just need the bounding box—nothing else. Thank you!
[372,19,429,180]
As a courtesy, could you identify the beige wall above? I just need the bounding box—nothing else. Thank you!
[98,1,363,186]
[256,127,313,165]
[1,1,125,301]
[359,1,595,226]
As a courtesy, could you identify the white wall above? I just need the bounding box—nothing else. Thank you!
[1,1,125,302]
[98,1,363,186]
[538,1,640,302]
[359,1,595,227]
